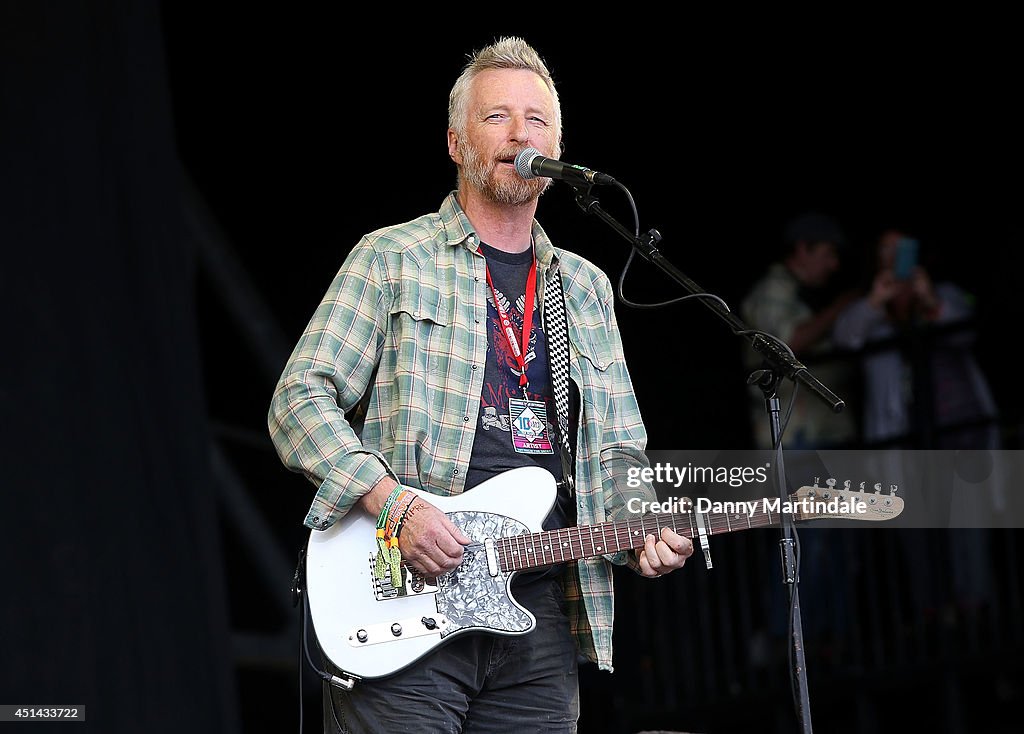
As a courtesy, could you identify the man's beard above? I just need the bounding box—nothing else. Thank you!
[460,142,551,206]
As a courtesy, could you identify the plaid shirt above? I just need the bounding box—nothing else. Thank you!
[269,192,653,671]
[741,263,856,448]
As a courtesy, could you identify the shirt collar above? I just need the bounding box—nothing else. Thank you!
[439,191,560,275]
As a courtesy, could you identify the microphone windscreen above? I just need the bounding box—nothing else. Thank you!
[514,147,543,180]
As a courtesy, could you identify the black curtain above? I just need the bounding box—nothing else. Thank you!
[1,2,239,731]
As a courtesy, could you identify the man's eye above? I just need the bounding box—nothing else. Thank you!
[529,117,549,125]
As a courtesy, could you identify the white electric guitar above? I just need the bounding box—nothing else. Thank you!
[306,466,903,682]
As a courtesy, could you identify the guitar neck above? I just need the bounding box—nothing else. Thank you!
[497,500,789,573]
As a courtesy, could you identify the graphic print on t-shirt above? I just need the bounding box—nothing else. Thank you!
[466,243,566,542]
[487,285,538,384]
[480,282,554,454]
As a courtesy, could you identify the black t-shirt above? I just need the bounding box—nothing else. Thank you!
[466,243,573,572]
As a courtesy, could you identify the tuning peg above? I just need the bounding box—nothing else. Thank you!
[843,480,851,491]
[859,481,866,492]
[873,483,882,494]
[826,477,837,489]
[813,476,821,488]
[889,484,898,496]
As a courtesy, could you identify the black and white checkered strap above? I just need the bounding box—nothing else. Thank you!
[543,264,575,495]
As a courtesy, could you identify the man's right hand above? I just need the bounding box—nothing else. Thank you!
[358,477,471,576]
[396,497,472,576]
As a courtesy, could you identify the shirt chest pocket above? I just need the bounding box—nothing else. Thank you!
[567,319,614,424]
[388,284,453,378]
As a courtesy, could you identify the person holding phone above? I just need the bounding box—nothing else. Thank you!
[832,229,998,447]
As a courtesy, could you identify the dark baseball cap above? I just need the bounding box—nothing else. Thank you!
[784,212,845,247]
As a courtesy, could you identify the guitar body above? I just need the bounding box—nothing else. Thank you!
[305,465,906,682]
[306,466,557,680]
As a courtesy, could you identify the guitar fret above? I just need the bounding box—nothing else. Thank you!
[489,493,830,575]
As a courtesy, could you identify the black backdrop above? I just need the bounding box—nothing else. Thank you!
[3,3,1022,733]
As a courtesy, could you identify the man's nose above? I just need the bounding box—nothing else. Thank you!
[508,115,530,144]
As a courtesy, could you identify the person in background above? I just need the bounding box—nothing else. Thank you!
[833,228,998,630]
[833,228,999,448]
[741,212,859,449]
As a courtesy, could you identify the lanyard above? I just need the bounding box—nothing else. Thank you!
[484,252,538,396]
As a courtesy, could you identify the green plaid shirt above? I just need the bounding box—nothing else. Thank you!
[269,192,653,671]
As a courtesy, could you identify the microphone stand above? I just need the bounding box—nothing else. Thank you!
[569,184,842,734]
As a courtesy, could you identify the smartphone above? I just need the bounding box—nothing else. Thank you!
[893,237,918,280]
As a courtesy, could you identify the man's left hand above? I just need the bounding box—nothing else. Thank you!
[636,527,693,578]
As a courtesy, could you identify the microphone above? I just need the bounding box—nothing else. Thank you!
[514,147,617,186]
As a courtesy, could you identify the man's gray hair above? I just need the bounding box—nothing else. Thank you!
[448,37,562,147]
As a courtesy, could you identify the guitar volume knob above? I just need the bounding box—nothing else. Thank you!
[391,623,403,637]
[356,629,368,643]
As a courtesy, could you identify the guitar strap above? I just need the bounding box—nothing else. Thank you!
[543,260,576,497]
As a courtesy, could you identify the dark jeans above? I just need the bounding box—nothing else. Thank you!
[323,576,579,733]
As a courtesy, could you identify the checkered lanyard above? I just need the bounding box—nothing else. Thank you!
[541,264,575,494]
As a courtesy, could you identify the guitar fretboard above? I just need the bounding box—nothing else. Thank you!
[495,502,793,572]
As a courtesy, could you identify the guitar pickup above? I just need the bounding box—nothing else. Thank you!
[347,615,451,647]
[369,554,439,601]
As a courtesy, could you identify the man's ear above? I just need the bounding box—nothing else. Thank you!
[447,129,462,165]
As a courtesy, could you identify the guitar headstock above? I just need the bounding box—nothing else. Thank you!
[792,479,904,521]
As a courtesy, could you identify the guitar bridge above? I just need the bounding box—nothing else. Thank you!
[368,554,438,601]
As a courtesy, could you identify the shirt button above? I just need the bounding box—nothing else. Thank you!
[472,364,478,370]
[598,361,605,368]
[453,468,460,475]
[474,276,481,282]
[464,415,470,422]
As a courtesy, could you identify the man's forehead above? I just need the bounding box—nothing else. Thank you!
[469,69,553,107]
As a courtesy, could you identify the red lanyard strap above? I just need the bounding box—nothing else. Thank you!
[484,254,538,390]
